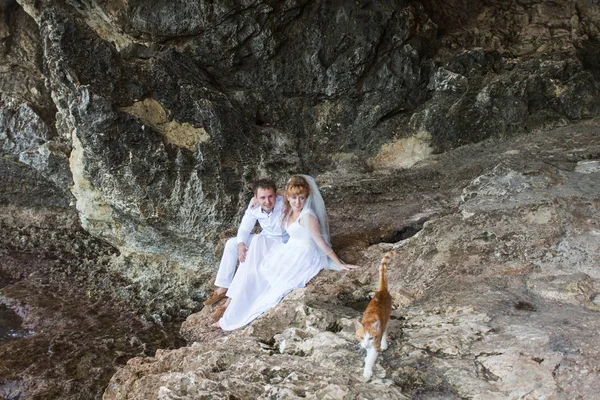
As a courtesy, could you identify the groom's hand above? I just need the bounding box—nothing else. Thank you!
[238,242,248,263]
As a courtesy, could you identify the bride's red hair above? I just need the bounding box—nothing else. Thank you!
[282,175,311,224]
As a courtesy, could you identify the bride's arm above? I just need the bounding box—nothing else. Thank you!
[306,215,358,271]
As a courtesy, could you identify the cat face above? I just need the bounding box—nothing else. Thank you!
[354,320,380,349]
[359,331,374,349]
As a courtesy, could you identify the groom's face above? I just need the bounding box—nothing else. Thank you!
[255,188,276,212]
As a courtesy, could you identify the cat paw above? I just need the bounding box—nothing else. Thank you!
[362,369,373,379]
[381,342,388,351]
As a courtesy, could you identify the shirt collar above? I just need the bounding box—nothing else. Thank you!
[261,208,272,216]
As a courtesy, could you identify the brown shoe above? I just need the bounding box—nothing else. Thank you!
[203,290,226,306]
[212,304,227,322]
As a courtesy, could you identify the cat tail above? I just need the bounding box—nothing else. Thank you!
[378,250,398,291]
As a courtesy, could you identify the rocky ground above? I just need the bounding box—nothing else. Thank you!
[0,160,186,399]
[0,225,187,399]
[104,119,600,399]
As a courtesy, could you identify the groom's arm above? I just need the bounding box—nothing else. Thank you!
[235,203,258,262]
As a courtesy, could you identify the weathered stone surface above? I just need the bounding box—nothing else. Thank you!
[0,98,52,155]
[104,334,409,400]
[0,150,188,400]
[2,0,598,317]
[36,4,267,279]
[1,0,599,398]
[104,120,600,399]
[0,3,54,123]
[18,141,73,196]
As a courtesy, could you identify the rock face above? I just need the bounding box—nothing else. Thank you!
[104,120,600,399]
[0,0,599,397]
[1,1,599,317]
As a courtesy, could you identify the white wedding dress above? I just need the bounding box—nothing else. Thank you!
[219,208,327,331]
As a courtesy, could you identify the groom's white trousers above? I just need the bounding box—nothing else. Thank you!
[215,235,256,288]
[215,234,284,288]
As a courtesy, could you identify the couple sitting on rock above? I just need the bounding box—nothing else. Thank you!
[206,175,359,330]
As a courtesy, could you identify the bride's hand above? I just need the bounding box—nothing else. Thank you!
[340,264,359,271]
[249,197,259,209]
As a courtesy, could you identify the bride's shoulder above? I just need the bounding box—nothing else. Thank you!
[301,208,317,217]
[299,209,319,224]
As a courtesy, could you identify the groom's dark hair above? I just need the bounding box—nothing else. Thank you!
[253,179,277,195]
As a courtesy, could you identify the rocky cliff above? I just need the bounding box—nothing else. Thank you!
[0,0,599,397]
[2,0,599,317]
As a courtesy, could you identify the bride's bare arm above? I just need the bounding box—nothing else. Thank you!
[306,214,359,271]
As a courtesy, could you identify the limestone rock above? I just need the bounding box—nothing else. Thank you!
[0,99,52,155]
[18,141,73,197]
[106,120,600,399]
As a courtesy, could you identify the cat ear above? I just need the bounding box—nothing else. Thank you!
[354,320,363,331]
[372,320,380,332]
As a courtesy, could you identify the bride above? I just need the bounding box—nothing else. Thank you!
[215,175,359,331]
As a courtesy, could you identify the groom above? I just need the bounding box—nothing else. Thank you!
[203,178,288,320]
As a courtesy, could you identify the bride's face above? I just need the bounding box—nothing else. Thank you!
[288,192,307,213]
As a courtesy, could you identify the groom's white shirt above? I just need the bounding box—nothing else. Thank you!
[215,195,288,289]
[236,195,288,245]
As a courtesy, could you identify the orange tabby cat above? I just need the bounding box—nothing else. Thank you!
[354,250,396,379]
